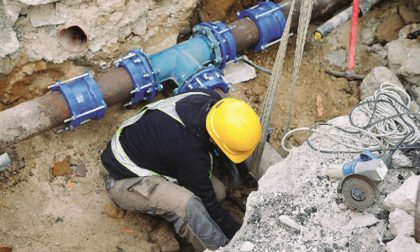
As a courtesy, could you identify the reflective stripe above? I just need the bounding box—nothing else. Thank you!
[111,92,210,181]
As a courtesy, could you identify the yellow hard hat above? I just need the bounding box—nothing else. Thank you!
[206,98,262,164]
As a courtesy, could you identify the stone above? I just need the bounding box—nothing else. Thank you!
[245,143,283,179]
[0,153,12,172]
[399,23,420,39]
[375,13,405,44]
[131,17,147,36]
[411,84,420,105]
[29,4,65,27]
[399,49,420,85]
[3,0,25,24]
[389,208,414,236]
[384,175,419,214]
[392,150,413,169]
[150,223,179,252]
[347,214,379,229]
[387,39,420,74]
[386,235,420,252]
[399,1,420,24]
[0,244,12,252]
[51,158,71,177]
[279,215,305,232]
[17,0,59,5]
[326,49,347,68]
[224,58,257,84]
[103,201,126,219]
[239,241,255,252]
[0,5,20,58]
[71,163,87,177]
[360,66,403,100]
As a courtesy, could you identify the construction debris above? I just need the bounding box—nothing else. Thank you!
[384,175,419,214]
[389,208,414,236]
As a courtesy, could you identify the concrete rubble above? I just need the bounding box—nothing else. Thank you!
[389,208,414,237]
[384,175,419,214]
[360,66,402,100]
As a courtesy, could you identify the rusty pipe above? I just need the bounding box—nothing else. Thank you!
[0,0,354,148]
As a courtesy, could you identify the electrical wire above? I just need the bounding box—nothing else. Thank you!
[281,83,420,154]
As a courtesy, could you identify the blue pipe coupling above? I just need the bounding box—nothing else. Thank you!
[114,49,160,106]
[49,72,107,130]
[193,21,237,68]
[176,66,231,94]
[238,1,286,51]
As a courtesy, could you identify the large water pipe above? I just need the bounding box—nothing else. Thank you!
[0,0,349,148]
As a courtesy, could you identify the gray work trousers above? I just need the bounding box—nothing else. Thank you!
[104,174,228,251]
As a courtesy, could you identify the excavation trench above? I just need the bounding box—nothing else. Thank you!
[0,0,389,251]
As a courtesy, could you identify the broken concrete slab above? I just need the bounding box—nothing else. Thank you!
[375,13,405,44]
[224,58,257,85]
[384,175,419,214]
[389,208,414,237]
[346,213,379,229]
[360,66,402,100]
[29,4,65,27]
[245,143,282,180]
[392,150,413,169]
[387,38,420,85]
[386,235,420,252]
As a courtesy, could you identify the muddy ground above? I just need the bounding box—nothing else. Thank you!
[0,0,396,251]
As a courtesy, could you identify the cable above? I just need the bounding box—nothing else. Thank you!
[281,83,420,154]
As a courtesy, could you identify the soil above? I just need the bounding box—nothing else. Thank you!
[0,0,395,251]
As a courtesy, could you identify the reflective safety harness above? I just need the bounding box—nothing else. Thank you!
[111,92,213,182]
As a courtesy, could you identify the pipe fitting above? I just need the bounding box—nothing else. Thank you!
[48,72,107,130]
[237,1,286,51]
[114,49,159,106]
[175,66,231,94]
[193,22,237,68]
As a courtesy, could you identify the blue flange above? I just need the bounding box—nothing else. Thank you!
[49,72,107,130]
[114,49,159,106]
[175,66,231,94]
[238,1,286,51]
[193,21,237,69]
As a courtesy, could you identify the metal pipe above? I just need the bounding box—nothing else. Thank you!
[0,0,354,148]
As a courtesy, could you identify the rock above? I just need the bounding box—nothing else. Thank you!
[375,13,405,44]
[71,163,87,177]
[360,66,403,100]
[239,241,255,252]
[326,49,347,68]
[0,153,12,172]
[347,214,378,229]
[103,201,126,219]
[371,43,388,60]
[3,0,25,24]
[399,1,420,24]
[384,175,419,214]
[411,84,420,105]
[399,49,420,85]
[361,27,376,46]
[224,57,257,84]
[386,235,420,252]
[150,223,180,252]
[387,39,420,74]
[399,23,420,39]
[29,4,65,27]
[17,0,59,5]
[0,244,12,252]
[0,5,20,58]
[51,158,71,177]
[392,150,413,168]
[389,209,414,236]
[279,215,305,232]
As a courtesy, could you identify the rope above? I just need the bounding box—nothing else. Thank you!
[280,0,315,154]
[249,0,296,178]
[281,83,420,154]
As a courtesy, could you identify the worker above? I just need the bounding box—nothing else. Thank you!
[100,88,261,251]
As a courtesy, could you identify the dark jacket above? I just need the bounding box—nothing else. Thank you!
[101,89,240,238]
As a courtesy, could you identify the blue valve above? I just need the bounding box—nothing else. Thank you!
[175,66,231,94]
